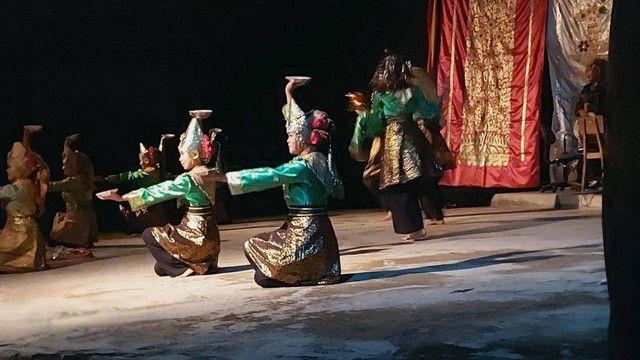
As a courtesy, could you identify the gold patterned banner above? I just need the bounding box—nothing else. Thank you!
[459,0,516,167]
[438,0,547,188]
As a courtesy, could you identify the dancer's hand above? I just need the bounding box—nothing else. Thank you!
[96,189,125,202]
[65,133,80,144]
[101,193,125,202]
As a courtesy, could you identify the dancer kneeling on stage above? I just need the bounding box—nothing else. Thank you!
[98,111,221,278]
[211,79,344,287]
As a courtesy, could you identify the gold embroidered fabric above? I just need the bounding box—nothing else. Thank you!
[459,0,516,167]
[0,180,46,273]
[150,209,220,275]
[380,121,423,188]
[244,213,341,286]
[49,176,98,247]
[362,137,383,183]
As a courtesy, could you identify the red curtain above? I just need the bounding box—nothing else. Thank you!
[426,0,441,78]
[437,0,547,188]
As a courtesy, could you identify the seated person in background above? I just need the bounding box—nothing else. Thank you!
[573,58,607,145]
[573,58,607,188]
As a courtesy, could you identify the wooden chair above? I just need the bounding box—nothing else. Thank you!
[578,115,605,192]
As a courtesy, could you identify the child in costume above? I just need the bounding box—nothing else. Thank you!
[348,49,441,242]
[99,111,220,278]
[211,79,344,287]
[101,134,175,234]
[0,125,49,273]
[48,134,98,249]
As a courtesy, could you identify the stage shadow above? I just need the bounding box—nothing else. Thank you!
[93,244,147,249]
[340,244,398,252]
[340,248,390,256]
[214,264,253,274]
[344,250,563,283]
[427,214,599,241]
[532,214,601,222]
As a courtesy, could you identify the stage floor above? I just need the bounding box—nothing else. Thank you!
[0,207,607,359]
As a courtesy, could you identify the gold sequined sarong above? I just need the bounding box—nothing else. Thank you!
[377,116,438,189]
[244,207,341,286]
[0,215,46,273]
[150,206,220,275]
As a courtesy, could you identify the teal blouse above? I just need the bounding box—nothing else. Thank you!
[349,85,440,155]
[226,152,343,207]
[123,173,213,211]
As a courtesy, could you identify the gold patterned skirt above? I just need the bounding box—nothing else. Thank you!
[150,206,220,275]
[0,215,46,273]
[377,117,439,190]
[50,204,99,247]
[244,207,341,286]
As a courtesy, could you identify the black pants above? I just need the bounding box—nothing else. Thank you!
[142,228,189,277]
[420,176,444,221]
[384,179,424,234]
[363,175,390,212]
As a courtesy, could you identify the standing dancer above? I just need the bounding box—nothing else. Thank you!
[349,49,441,242]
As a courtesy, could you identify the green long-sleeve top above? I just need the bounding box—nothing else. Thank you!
[0,179,37,217]
[123,172,215,212]
[349,85,440,156]
[106,168,162,189]
[226,152,344,207]
[48,176,94,207]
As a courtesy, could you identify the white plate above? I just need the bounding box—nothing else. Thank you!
[189,109,213,119]
[24,125,43,132]
[95,188,118,200]
[285,76,311,82]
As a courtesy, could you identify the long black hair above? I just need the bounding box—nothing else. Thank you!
[369,49,412,93]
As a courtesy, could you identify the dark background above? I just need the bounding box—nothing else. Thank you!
[0,0,552,233]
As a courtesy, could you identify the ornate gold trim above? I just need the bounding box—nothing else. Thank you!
[520,0,535,162]
[122,189,145,212]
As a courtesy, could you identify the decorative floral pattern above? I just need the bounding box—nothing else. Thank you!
[574,0,612,57]
[459,0,516,167]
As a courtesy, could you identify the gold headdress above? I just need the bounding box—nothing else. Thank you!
[178,110,214,164]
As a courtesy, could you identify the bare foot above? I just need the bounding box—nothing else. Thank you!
[426,219,445,225]
[380,211,392,221]
[401,229,427,243]
[178,268,195,278]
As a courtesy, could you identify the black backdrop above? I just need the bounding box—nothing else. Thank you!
[0,0,555,233]
[0,0,432,231]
